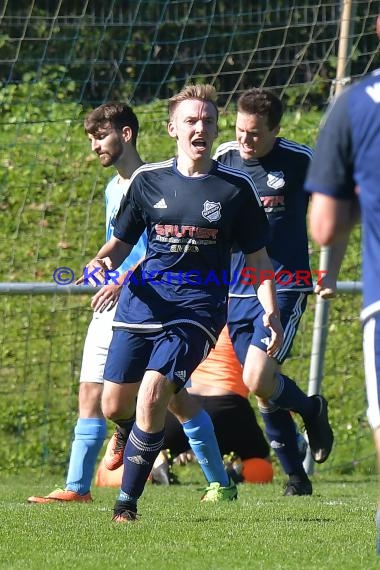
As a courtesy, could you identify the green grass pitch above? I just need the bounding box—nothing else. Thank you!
[0,471,378,569]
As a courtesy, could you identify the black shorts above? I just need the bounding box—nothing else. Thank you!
[164,393,269,460]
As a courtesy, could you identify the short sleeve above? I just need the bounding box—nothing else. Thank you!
[113,177,146,244]
[305,89,356,200]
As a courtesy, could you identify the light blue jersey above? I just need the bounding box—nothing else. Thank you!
[105,174,147,272]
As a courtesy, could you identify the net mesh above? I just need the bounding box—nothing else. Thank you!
[0,0,377,474]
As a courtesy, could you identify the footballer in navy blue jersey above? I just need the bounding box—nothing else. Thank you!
[215,137,312,298]
[306,69,380,318]
[306,14,380,552]
[111,157,269,342]
[214,88,334,497]
[78,85,283,521]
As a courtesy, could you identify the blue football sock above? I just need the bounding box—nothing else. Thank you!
[119,424,164,505]
[270,373,315,420]
[65,417,107,494]
[182,409,229,486]
[259,404,307,476]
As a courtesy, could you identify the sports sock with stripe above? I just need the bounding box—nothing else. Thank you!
[120,423,164,503]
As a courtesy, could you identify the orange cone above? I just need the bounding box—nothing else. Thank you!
[242,457,273,484]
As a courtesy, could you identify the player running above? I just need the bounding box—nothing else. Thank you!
[214,88,334,496]
[78,84,283,521]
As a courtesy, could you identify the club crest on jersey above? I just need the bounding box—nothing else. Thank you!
[202,200,221,222]
[267,171,285,190]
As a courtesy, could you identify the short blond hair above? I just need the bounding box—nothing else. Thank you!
[168,84,218,120]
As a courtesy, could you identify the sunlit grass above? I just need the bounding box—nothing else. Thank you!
[0,472,378,570]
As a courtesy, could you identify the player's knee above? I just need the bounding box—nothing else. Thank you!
[102,382,139,421]
[78,382,103,417]
[242,368,273,398]
[242,367,262,394]
[136,376,174,430]
[102,398,129,421]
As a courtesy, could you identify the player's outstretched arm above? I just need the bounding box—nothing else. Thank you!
[90,254,145,311]
[245,248,283,357]
[76,236,133,286]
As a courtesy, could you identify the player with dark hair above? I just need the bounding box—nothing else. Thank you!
[27,100,244,505]
[306,14,380,553]
[78,84,283,521]
[214,88,334,496]
[28,102,146,503]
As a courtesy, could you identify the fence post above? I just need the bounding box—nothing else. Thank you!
[304,0,354,475]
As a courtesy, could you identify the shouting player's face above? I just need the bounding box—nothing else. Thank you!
[88,126,126,168]
[236,112,279,160]
[168,99,218,165]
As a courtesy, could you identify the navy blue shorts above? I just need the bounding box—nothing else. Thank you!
[104,324,212,391]
[228,292,307,365]
[363,314,380,430]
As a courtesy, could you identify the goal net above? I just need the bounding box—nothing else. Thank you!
[0,0,378,475]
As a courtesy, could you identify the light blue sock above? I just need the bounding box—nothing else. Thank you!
[65,417,107,495]
[182,409,229,486]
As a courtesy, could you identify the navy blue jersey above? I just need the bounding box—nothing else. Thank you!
[214,138,313,297]
[112,157,269,342]
[305,69,380,319]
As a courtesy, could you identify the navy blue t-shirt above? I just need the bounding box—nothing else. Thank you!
[214,138,312,297]
[305,69,380,320]
[112,158,269,342]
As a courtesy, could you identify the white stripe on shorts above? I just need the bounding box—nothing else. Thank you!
[275,293,306,362]
[363,317,380,430]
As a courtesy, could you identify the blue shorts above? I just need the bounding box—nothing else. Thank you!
[104,324,212,391]
[228,292,307,365]
[363,315,380,430]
